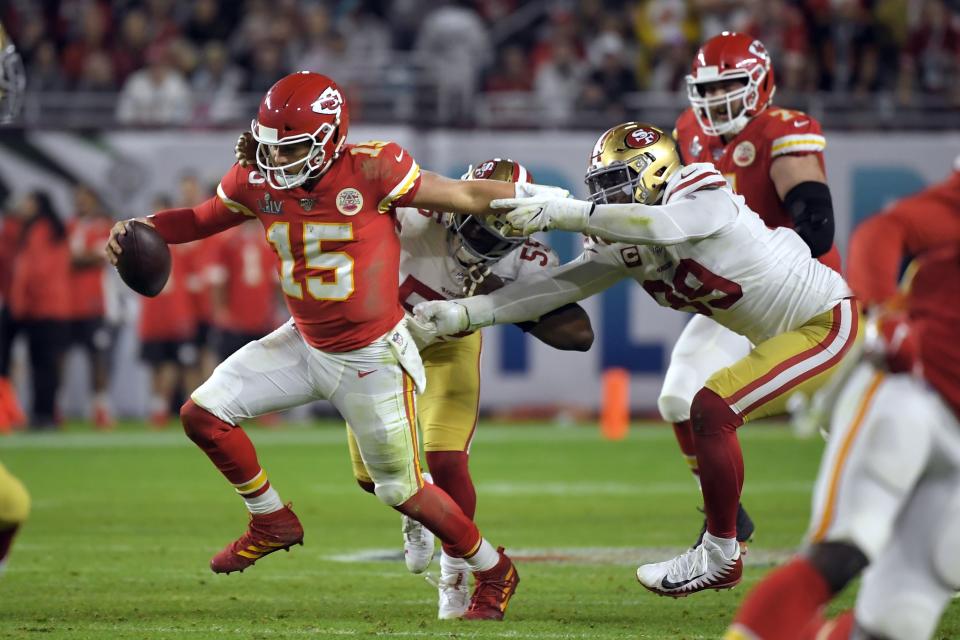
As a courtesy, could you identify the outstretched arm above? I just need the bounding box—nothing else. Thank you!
[413,170,569,218]
[415,256,624,335]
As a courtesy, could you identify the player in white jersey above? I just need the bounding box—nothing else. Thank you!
[414,122,860,599]
[350,158,593,618]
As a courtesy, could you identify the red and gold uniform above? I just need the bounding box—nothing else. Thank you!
[138,244,198,365]
[674,106,841,271]
[67,216,113,320]
[213,141,420,352]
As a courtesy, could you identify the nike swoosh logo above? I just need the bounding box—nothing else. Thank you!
[660,573,705,590]
[395,150,404,162]
[358,370,377,378]
[793,120,809,128]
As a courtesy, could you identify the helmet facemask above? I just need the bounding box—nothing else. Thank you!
[586,154,665,206]
[251,119,341,190]
[687,68,764,137]
[448,213,523,266]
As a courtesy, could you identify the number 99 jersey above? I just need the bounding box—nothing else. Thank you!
[215,140,421,352]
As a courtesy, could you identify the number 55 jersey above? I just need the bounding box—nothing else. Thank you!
[215,140,421,352]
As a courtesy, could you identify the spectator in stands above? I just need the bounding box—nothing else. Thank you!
[111,9,151,86]
[899,0,960,102]
[192,41,244,124]
[28,40,67,92]
[75,50,116,92]
[630,1,696,91]
[184,0,234,47]
[743,0,809,93]
[534,38,587,126]
[243,44,287,94]
[415,0,492,124]
[8,191,71,430]
[66,185,116,430]
[116,44,191,125]
[61,2,110,87]
[484,45,534,92]
[577,34,638,123]
[138,195,196,428]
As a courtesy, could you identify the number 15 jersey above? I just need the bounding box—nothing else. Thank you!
[215,141,421,352]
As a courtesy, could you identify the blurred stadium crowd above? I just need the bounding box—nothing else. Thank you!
[0,174,284,430]
[2,0,959,128]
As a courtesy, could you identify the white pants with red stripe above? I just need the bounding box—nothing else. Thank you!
[191,318,427,506]
[806,362,960,640]
[657,313,752,423]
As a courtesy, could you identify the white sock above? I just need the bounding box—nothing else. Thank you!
[244,486,283,515]
[440,549,468,578]
[462,538,499,573]
[703,531,738,557]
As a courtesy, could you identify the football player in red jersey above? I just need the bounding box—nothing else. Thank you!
[105,72,558,621]
[725,245,960,640]
[661,32,841,548]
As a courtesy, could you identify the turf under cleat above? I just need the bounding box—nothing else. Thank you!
[210,504,304,574]
[463,547,519,621]
[636,536,742,598]
[436,568,470,619]
[694,503,755,553]
[402,513,435,574]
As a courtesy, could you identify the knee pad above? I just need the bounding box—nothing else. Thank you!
[690,388,740,436]
[805,541,869,594]
[657,394,691,424]
[374,480,417,507]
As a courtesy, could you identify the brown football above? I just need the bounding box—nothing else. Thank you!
[116,221,171,297]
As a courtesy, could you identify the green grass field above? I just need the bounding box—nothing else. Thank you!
[1,421,957,639]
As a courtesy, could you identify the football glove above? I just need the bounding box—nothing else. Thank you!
[491,195,595,236]
[413,300,471,336]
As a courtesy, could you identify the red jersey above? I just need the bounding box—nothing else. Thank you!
[208,223,280,336]
[674,105,842,272]
[216,140,421,352]
[139,243,197,341]
[847,170,960,308]
[906,245,960,420]
[0,218,22,303]
[9,220,72,320]
[187,235,220,326]
[67,216,113,319]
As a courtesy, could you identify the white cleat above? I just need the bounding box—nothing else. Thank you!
[636,535,743,598]
[401,473,435,573]
[402,513,436,573]
[437,569,470,619]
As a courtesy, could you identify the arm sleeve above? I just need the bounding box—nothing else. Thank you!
[461,255,625,327]
[583,187,735,245]
[783,181,835,258]
[376,143,422,213]
[149,195,247,244]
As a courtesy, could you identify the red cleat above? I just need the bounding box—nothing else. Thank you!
[94,404,115,431]
[210,505,304,574]
[463,547,519,621]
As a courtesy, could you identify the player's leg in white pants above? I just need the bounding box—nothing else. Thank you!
[193,318,426,507]
[850,378,960,640]
[658,314,752,425]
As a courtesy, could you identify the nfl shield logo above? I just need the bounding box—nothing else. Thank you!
[299,198,315,212]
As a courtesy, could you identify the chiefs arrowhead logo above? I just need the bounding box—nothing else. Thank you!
[311,86,343,115]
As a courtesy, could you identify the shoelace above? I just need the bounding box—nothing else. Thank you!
[467,575,511,611]
[402,517,426,544]
[664,545,708,582]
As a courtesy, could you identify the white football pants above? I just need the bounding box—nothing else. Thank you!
[806,362,960,640]
[191,318,427,506]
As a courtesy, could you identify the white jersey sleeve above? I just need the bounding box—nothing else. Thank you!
[491,237,560,284]
[583,164,736,246]
[460,246,625,327]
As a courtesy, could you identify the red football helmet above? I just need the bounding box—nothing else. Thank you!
[686,32,775,137]
[251,71,349,189]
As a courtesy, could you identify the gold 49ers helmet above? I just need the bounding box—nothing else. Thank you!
[585,123,681,205]
[448,158,532,264]
[0,22,25,123]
